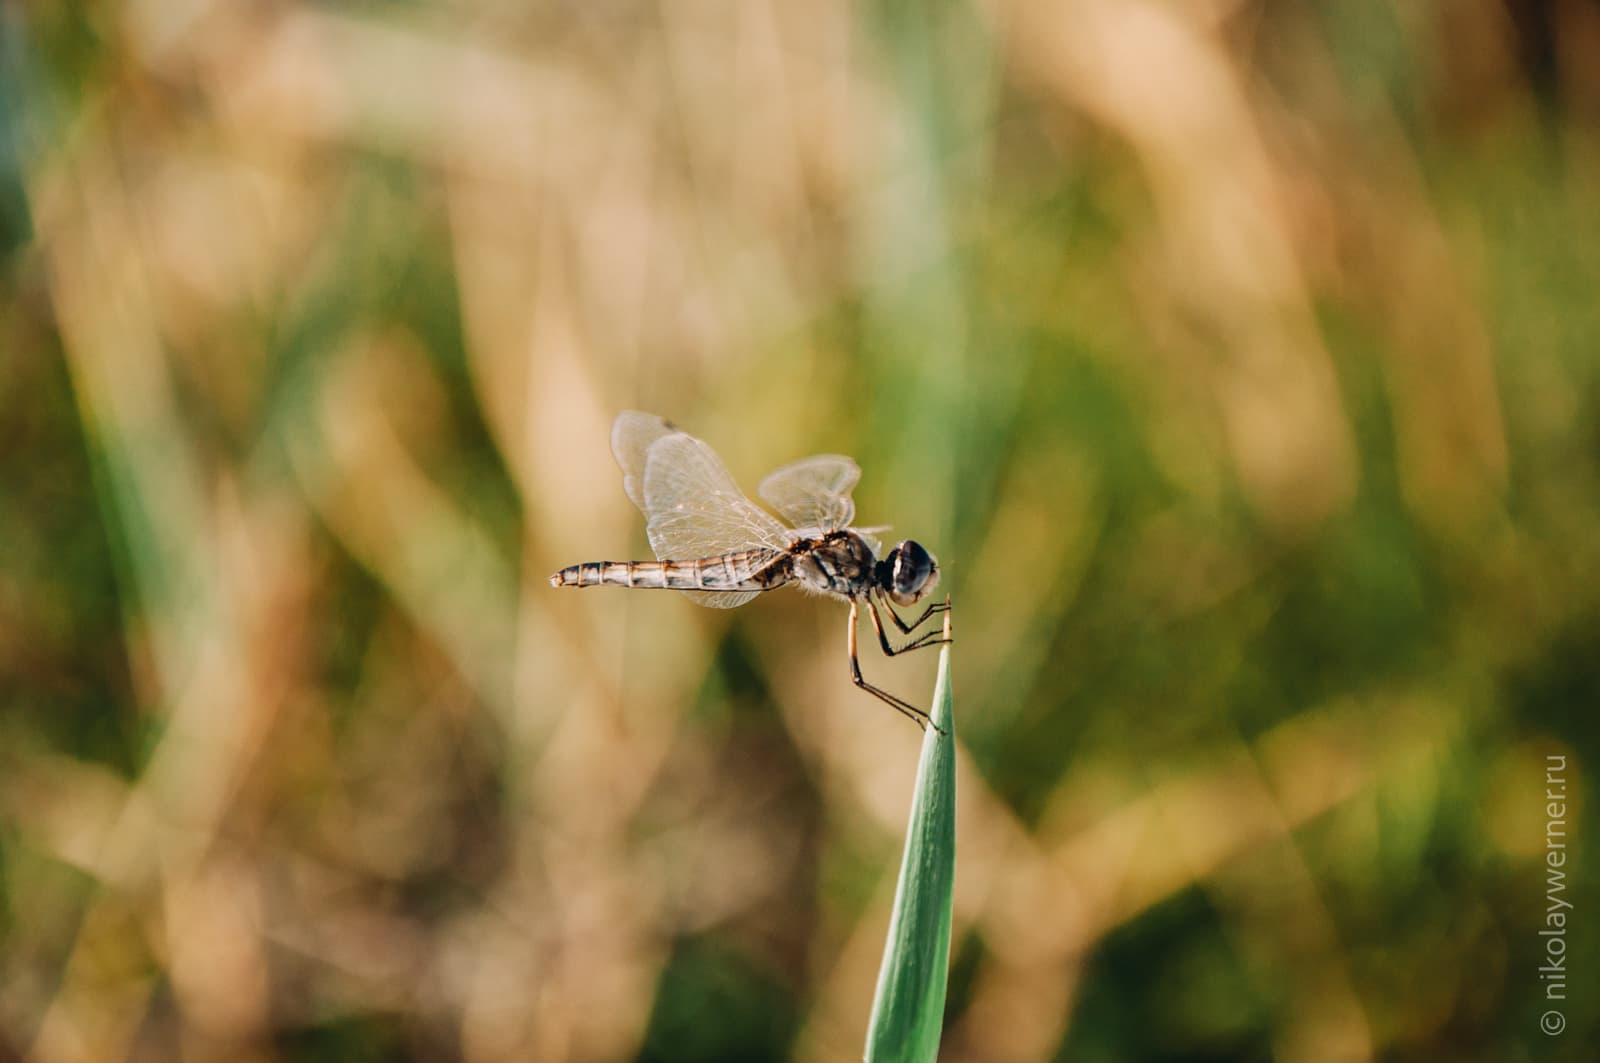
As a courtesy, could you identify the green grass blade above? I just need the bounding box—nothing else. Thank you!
[864,607,956,1063]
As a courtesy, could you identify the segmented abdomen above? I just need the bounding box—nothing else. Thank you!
[548,550,789,592]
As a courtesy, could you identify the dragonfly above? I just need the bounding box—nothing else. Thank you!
[550,411,951,730]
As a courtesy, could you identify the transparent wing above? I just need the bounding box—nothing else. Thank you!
[612,410,680,515]
[611,411,794,609]
[851,525,888,558]
[757,454,860,534]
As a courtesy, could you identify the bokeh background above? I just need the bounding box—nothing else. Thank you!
[3,1,1597,1060]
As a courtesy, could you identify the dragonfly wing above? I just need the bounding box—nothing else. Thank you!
[611,412,794,609]
[612,410,679,514]
[757,454,860,533]
[640,432,794,557]
[679,588,762,609]
[851,525,889,557]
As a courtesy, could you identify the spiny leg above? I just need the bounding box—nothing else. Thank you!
[879,594,951,637]
[876,598,947,656]
[848,599,942,733]
[868,592,953,658]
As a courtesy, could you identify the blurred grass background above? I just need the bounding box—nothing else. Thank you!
[2,1,1598,1060]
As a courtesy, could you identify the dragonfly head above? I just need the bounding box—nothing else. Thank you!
[881,539,939,607]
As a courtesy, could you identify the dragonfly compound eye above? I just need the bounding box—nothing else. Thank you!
[889,540,938,606]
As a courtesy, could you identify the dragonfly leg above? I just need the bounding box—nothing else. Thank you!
[868,592,953,657]
[849,599,941,733]
[879,593,951,635]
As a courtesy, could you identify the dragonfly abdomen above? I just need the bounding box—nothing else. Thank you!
[549,552,788,592]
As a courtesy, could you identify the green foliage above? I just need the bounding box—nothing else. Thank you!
[865,618,956,1063]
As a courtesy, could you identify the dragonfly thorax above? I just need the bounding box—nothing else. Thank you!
[791,530,879,599]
